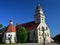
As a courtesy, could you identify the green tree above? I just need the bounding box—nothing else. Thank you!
[17,26,28,43]
[53,34,60,43]
[2,26,6,33]
[0,24,6,43]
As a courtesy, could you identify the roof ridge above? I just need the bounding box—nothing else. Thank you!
[20,21,34,25]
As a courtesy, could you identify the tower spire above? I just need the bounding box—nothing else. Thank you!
[34,0,45,23]
[36,0,41,11]
[37,0,40,6]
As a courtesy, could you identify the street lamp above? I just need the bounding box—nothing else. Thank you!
[42,27,45,45]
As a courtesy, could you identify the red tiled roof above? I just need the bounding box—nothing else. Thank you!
[7,24,16,32]
[16,21,39,30]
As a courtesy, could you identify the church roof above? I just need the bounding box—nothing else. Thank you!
[7,24,16,32]
[6,20,16,32]
[16,21,39,30]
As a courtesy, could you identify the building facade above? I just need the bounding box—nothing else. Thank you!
[3,20,17,43]
[16,3,53,43]
[35,3,51,43]
[3,2,53,43]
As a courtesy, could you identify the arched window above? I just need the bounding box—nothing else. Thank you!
[39,27,40,30]
[42,27,44,31]
[8,34,10,36]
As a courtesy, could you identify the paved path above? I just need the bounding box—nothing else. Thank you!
[16,43,60,45]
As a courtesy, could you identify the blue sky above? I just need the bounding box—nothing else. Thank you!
[0,0,60,37]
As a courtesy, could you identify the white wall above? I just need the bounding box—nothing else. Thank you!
[3,32,16,43]
[37,23,51,43]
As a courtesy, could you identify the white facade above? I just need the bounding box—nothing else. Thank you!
[34,3,51,43]
[3,20,17,44]
[37,23,51,43]
[5,32,16,43]
[3,32,17,43]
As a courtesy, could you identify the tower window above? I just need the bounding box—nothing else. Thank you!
[42,27,44,31]
[46,27,48,30]
[42,19,43,20]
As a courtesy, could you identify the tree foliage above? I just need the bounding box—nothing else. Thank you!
[0,24,6,33]
[0,24,6,43]
[0,26,6,33]
[53,34,60,43]
[17,27,28,43]
[0,24,3,29]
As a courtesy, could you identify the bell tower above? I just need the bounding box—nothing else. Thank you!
[34,2,45,23]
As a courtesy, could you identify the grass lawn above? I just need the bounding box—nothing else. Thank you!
[0,44,15,45]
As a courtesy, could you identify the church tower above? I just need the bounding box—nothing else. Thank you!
[34,1,51,43]
[34,2,45,23]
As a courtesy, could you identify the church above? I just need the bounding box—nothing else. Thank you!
[3,2,54,43]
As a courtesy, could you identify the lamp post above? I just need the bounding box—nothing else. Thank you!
[42,27,45,45]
